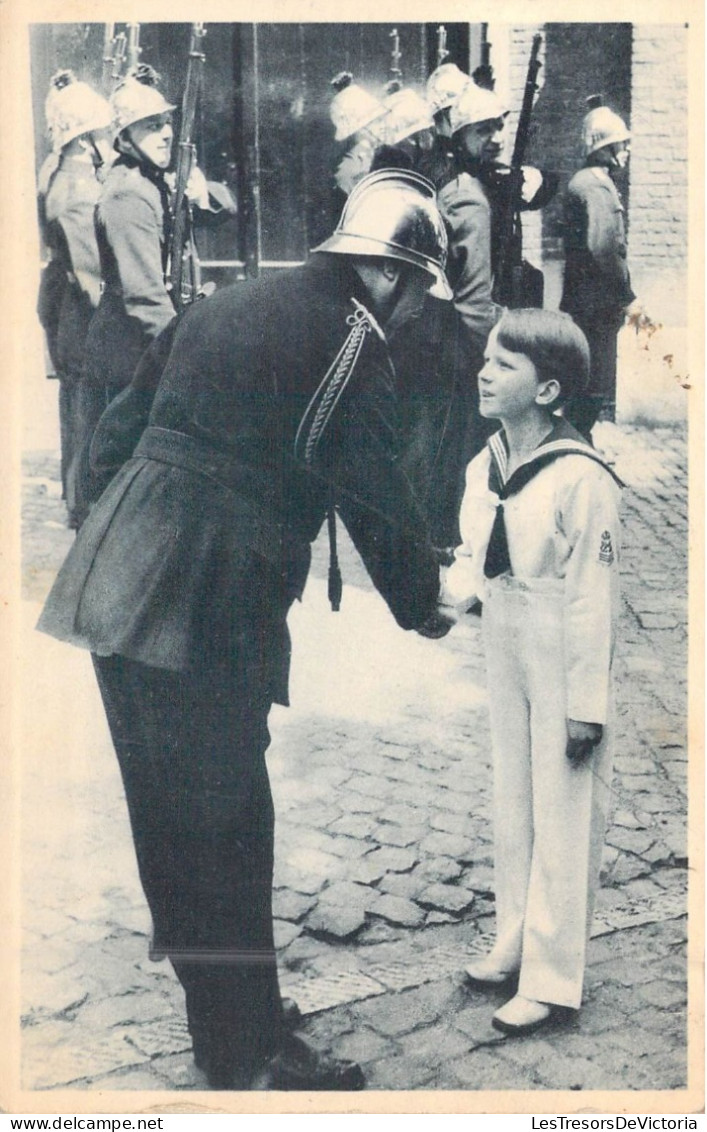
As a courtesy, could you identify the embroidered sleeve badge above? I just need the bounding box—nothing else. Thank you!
[599,530,615,566]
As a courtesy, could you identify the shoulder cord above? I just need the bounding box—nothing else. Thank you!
[294,300,379,612]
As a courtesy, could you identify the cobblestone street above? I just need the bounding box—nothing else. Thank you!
[18,417,694,1106]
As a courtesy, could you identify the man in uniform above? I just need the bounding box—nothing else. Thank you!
[560,97,652,439]
[38,170,453,1091]
[438,83,509,348]
[370,81,437,172]
[425,60,471,141]
[74,65,234,526]
[329,71,389,207]
[37,71,113,528]
[441,82,555,351]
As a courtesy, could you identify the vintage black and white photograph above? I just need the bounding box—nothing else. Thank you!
[5,1,700,1113]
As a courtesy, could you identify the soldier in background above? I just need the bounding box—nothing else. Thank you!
[72,65,179,527]
[425,60,471,141]
[329,72,389,209]
[370,81,436,172]
[37,71,113,528]
[418,61,471,190]
[439,83,510,349]
[560,97,654,439]
[441,82,555,350]
[74,64,234,526]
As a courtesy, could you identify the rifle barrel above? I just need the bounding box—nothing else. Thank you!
[170,23,207,309]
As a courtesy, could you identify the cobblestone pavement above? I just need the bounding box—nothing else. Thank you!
[18,422,694,1102]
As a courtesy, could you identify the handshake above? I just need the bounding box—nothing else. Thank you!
[416,607,456,639]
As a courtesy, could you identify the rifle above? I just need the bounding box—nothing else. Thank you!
[493,33,544,308]
[436,25,449,68]
[389,28,403,84]
[472,23,495,91]
[101,24,127,95]
[169,23,207,310]
[126,24,142,71]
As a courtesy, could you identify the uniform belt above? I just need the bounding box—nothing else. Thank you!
[133,426,309,568]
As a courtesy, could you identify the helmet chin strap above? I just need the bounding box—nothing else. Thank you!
[116,127,165,173]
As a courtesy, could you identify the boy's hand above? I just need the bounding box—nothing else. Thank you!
[566,720,603,763]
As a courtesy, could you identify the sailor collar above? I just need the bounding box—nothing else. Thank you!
[487,418,623,499]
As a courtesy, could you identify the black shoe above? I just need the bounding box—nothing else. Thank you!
[281,996,303,1031]
[250,1034,365,1091]
[194,999,302,1079]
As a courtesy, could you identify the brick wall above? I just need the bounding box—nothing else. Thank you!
[628,25,688,324]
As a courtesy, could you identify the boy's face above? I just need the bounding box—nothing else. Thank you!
[478,326,554,421]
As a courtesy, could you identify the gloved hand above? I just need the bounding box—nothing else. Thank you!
[520,165,543,204]
[185,164,211,209]
[165,165,211,210]
[566,719,603,763]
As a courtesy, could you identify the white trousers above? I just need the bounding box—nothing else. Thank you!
[481,576,613,1009]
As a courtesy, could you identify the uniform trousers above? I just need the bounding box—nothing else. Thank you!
[481,576,613,1009]
[58,381,78,520]
[92,651,286,1085]
[71,382,125,528]
[563,310,624,438]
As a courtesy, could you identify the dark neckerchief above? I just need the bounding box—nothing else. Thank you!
[113,153,172,260]
[484,416,623,579]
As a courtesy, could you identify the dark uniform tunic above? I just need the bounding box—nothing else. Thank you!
[560,165,636,436]
[38,253,440,1086]
[37,154,103,524]
[388,293,490,550]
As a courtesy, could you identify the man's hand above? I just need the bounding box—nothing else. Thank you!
[566,719,603,763]
[166,165,211,210]
[416,609,455,639]
[185,165,211,209]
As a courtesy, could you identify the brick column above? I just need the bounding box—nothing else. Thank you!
[628,25,688,325]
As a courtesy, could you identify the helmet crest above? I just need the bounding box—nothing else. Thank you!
[45,70,113,153]
[426,62,471,114]
[382,85,435,145]
[329,73,388,143]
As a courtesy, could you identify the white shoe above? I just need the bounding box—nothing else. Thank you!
[492,994,553,1034]
[464,956,518,987]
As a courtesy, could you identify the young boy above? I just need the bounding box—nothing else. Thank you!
[442,308,622,1034]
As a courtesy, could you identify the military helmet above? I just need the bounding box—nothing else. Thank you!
[45,71,113,153]
[329,72,388,143]
[582,96,630,156]
[111,65,176,134]
[449,82,508,135]
[426,62,471,114]
[312,168,452,300]
[382,82,435,145]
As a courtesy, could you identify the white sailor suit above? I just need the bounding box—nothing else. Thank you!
[444,419,622,1008]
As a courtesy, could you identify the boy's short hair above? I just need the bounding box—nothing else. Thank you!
[495,309,590,404]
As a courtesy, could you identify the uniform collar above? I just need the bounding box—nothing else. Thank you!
[589,165,612,184]
[487,416,623,497]
[57,155,99,179]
